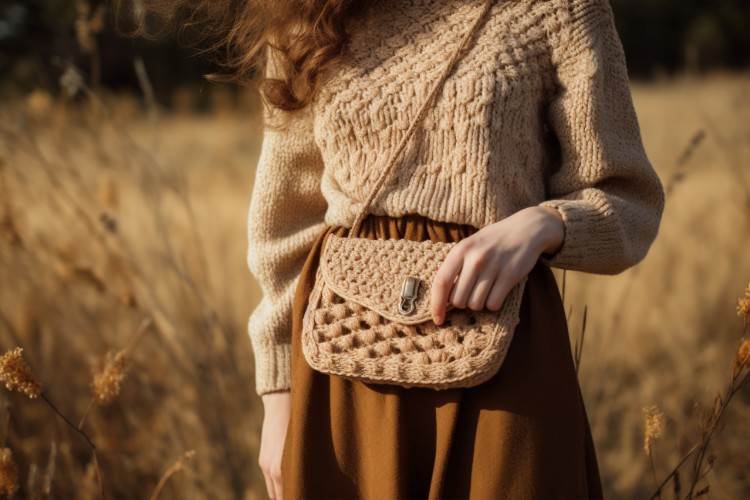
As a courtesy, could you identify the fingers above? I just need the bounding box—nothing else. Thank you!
[432,226,531,321]
[448,265,479,309]
[260,451,282,499]
[272,461,284,500]
[261,463,277,500]
[260,443,284,500]
[486,276,512,311]
[449,246,497,310]
[276,475,284,500]
[466,266,498,311]
[431,244,464,324]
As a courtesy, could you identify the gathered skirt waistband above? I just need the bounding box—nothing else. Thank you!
[344,212,479,242]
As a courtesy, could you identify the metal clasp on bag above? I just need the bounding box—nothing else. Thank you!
[399,276,421,315]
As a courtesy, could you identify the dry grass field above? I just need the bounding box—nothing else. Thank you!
[0,70,749,498]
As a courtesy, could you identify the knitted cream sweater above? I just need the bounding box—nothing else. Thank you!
[246,0,666,395]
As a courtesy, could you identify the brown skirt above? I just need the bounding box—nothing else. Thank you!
[281,213,603,499]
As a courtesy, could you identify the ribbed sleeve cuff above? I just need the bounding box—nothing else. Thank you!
[252,341,292,396]
[536,197,631,274]
[537,199,585,269]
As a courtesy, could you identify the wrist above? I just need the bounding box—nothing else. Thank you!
[261,390,291,407]
[525,206,564,256]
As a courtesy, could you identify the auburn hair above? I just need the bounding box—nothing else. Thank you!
[117,0,373,114]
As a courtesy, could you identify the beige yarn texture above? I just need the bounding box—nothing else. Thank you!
[246,0,666,395]
[301,234,528,389]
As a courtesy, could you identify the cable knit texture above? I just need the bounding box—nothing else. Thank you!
[246,0,666,395]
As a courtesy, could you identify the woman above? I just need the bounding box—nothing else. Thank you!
[140,0,665,497]
[247,0,667,497]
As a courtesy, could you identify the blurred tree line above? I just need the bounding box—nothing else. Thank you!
[1,0,749,103]
[610,0,750,75]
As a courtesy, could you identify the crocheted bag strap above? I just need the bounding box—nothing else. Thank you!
[347,0,496,237]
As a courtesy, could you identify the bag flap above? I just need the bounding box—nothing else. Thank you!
[306,231,531,389]
[320,233,461,324]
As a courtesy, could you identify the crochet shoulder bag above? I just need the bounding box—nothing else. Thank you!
[301,0,528,389]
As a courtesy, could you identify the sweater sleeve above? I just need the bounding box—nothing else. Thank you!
[537,0,665,275]
[246,48,328,395]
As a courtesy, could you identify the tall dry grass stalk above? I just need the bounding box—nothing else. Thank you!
[559,270,588,375]
[648,282,750,499]
[75,0,106,89]
[643,405,664,488]
[149,450,197,500]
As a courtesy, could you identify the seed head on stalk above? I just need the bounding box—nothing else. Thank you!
[737,283,750,326]
[0,348,42,399]
[733,339,750,377]
[91,351,129,406]
[0,447,20,498]
[643,405,664,456]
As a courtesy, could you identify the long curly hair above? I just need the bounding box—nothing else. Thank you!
[117,0,372,114]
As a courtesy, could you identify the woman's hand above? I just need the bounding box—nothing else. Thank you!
[259,390,292,500]
[431,206,564,324]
